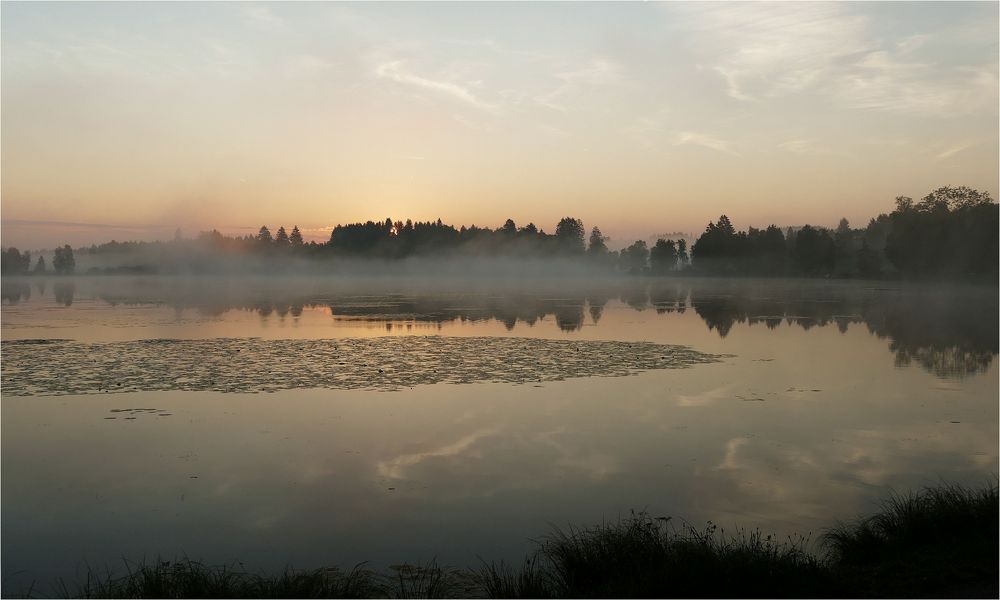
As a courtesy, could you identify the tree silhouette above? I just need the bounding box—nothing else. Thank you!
[275,226,290,248]
[587,227,609,255]
[833,218,857,276]
[620,240,649,274]
[257,226,273,244]
[857,239,881,278]
[792,225,835,275]
[885,186,997,277]
[716,215,735,236]
[501,219,517,236]
[33,255,46,274]
[692,216,741,272]
[649,239,678,274]
[53,245,75,274]
[555,217,586,254]
[36,185,994,280]
[1,248,31,274]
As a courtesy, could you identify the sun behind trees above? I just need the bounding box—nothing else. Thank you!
[8,186,996,280]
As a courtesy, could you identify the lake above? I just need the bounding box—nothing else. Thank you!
[1,275,996,594]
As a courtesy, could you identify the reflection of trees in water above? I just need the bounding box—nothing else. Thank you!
[860,298,997,378]
[49,278,998,379]
[650,284,687,315]
[3,279,71,306]
[683,282,996,379]
[587,294,610,324]
[325,296,589,332]
[53,282,75,307]
[554,302,585,332]
[891,346,993,379]
[620,285,650,311]
[1,282,31,304]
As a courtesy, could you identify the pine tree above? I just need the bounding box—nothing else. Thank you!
[257,226,273,244]
[275,226,290,247]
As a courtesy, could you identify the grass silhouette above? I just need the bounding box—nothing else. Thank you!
[14,483,997,598]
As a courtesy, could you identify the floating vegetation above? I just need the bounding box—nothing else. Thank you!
[1,336,727,396]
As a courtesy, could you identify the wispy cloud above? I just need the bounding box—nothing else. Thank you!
[776,138,850,157]
[375,60,497,112]
[678,2,869,102]
[835,64,999,116]
[674,131,739,156]
[619,105,672,149]
[936,142,976,161]
[778,139,816,155]
[675,2,999,116]
[535,58,623,111]
[712,66,755,102]
[452,113,497,133]
[244,6,287,32]
[377,429,497,479]
[1,218,166,230]
[283,54,335,77]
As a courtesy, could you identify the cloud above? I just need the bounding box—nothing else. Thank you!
[375,60,497,112]
[713,66,755,102]
[556,59,622,87]
[452,113,497,133]
[675,2,999,116]
[895,33,931,55]
[1,218,163,230]
[376,429,497,479]
[676,383,737,406]
[284,54,336,77]
[674,131,739,156]
[535,58,623,111]
[714,437,751,470]
[776,138,850,157]
[618,106,672,149]
[678,2,869,101]
[244,6,287,32]
[936,143,976,161]
[778,139,815,155]
[834,63,999,116]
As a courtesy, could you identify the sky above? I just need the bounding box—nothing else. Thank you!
[2,1,998,249]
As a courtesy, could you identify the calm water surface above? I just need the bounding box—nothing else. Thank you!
[2,276,997,592]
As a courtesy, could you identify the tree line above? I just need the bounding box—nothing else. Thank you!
[1,245,75,275]
[1,186,995,279]
[688,186,997,279]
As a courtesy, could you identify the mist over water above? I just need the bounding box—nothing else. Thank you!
[3,275,994,378]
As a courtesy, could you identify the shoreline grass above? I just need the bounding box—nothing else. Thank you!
[9,483,997,599]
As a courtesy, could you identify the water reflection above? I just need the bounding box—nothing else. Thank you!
[53,282,75,307]
[1,276,997,592]
[1,281,31,304]
[1,277,996,378]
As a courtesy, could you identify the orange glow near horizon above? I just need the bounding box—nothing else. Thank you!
[1,2,997,250]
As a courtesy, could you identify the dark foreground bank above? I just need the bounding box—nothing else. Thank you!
[12,483,997,599]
